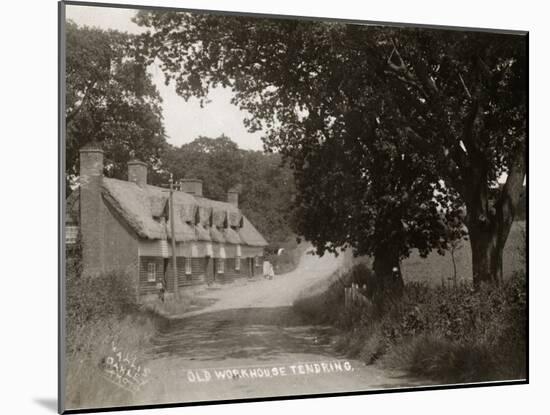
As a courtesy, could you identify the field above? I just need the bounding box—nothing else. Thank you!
[403,221,526,285]
[346,221,526,286]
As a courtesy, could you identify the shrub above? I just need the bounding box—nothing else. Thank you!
[380,274,527,382]
[294,263,527,383]
[293,270,347,325]
[66,268,139,354]
[65,313,157,409]
[382,335,497,383]
[266,240,309,275]
[64,257,161,409]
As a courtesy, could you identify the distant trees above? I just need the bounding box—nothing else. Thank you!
[135,12,526,290]
[158,135,243,198]
[64,19,294,247]
[65,21,166,190]
[160,135,296,247]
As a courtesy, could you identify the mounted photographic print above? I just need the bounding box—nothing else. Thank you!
[58,1,528,413]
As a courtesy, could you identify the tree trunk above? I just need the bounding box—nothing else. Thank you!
[451,247,458,287]
[468,225,503,289]
[371,247,403,299]
[464,146,524,289]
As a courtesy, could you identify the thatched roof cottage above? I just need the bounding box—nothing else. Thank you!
[66,144,268,301]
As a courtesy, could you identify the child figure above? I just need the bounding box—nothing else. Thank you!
[263,260,274,280]
[156,280,165,302]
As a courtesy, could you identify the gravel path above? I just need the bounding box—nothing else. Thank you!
[137,251,425,405]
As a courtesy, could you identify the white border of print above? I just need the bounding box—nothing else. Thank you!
[2,0,547,414]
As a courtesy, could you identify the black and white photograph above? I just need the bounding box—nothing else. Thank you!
[58,1,527,412]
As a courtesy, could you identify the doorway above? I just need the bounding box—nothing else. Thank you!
[205,256,214,284]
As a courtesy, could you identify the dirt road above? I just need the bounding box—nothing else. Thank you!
[173,250,346,317]
[138,251,424,406]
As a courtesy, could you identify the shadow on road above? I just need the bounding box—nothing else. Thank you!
[147,306,342,362]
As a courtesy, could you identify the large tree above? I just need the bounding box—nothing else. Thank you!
[134,12,526,289]
[66,21,166,188]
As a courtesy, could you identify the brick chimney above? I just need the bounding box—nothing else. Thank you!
[127,160,148,186]
[79,144,105,276]
[180,179,203,197]
[227,186,239,208]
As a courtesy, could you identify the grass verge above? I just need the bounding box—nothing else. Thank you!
[65,256,166,409]
[293,263,527,384]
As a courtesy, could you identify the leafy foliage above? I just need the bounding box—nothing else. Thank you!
[64,253,161,408]
[66,21,166,189]
[66,267,139,353]
[295,264,526,382]
[378,275,527,382]
[134,11,526,286]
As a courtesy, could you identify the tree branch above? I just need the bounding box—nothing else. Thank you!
[385,43,427,96]
[66,80,98,125]
[458,73,472,99]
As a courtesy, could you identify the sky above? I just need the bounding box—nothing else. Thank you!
[65,4,265,151]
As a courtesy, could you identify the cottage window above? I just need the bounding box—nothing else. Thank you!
[65,225,79,245]
[147,263,157,282]
[185,257,192,275]
[235,256,241,271]
[217,258,225,274]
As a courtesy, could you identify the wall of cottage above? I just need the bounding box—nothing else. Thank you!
[138,253,264,298]
[79,148,140,298]
[79,188,140,299]
[84,196,265,300]
[138,256,165,296]
[101,199,140,295]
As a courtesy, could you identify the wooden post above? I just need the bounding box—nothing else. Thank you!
[169,175,180,301]
[344,287,349,309]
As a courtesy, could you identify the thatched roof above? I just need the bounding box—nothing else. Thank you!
[72,178,267,247]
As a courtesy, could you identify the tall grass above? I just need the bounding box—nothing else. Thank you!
[65,254,162,409]
[294,263,527,384]
[377,276,527,382]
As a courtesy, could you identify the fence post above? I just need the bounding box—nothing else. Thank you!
[344,287,348,309]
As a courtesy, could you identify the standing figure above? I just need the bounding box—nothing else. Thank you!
[156,280,165,302]
[263,260,274,280]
